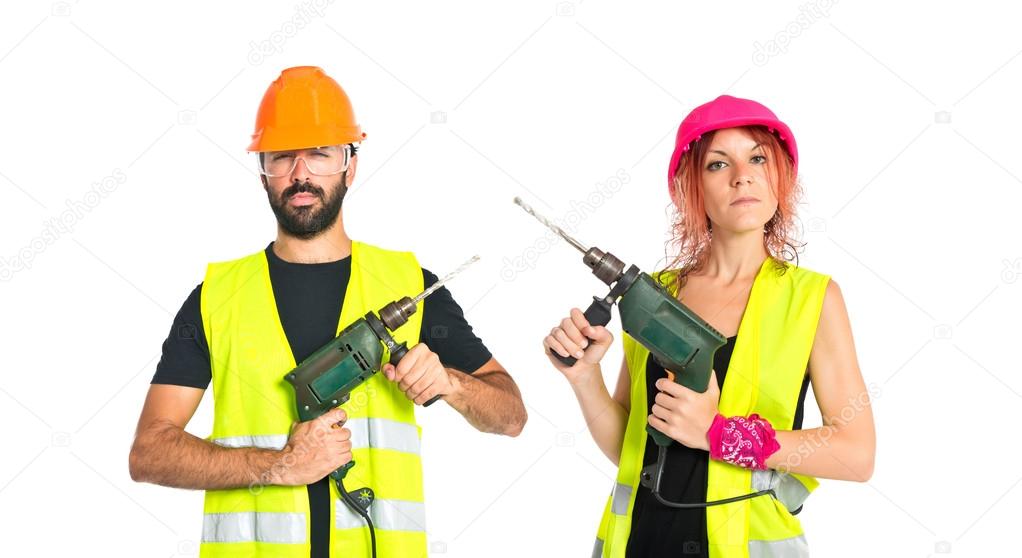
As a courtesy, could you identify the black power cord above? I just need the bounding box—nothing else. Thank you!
[335,478,377,558]
[645,445,776,509]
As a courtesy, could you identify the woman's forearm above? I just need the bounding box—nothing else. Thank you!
[571,367,629,466]
[765,425,875,482]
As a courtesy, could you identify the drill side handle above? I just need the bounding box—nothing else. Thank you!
[550,296,614,367]
[388,341,442,407]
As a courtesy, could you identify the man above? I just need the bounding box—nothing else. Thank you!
[128,66,527,558]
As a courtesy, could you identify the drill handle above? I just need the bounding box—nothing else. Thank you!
[388,341,443,407]
[330,461,356,481]
[648,425,675,447]
[550,296,614,367]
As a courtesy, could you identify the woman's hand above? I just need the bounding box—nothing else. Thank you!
[648,369,721,450]
[543,308,614,385]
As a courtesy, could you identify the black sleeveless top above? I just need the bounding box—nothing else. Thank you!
[625,335,811,557]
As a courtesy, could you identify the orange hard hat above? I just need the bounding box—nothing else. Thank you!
[247,66,366,152]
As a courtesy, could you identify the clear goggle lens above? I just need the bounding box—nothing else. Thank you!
[257,145,352,177]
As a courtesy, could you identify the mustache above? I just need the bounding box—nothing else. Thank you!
[281,181,324,202]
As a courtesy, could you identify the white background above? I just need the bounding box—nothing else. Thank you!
[1,1,1020,556]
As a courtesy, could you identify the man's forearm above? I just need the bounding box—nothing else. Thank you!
[129,419,282,490]
[444,369,527,436]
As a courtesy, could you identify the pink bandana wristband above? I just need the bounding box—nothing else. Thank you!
[706,413,781,470]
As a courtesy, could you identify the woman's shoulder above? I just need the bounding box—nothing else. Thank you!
[650,267,687,297]
[650,267,682,285]
[775,259,832,286]
[773,262,844,323]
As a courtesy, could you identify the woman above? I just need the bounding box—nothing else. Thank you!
[544,95,875,558]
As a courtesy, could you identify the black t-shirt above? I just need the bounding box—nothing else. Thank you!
[625,335,811,558]
[151,242,492,558]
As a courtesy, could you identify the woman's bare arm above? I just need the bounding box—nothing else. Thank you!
[764,280,876,481]
[545,308,630,466]
[572,356,631,465]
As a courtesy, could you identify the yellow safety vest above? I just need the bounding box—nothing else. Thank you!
[198,240,427,557]
[594,257,830,558]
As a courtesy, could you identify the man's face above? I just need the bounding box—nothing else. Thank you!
[261,150,356,239]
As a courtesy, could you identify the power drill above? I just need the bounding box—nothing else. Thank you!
[513,198,726,447]
[515,198,778,509]
[283,255,478,556]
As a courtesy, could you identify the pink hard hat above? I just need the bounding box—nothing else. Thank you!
[667,95,797,194]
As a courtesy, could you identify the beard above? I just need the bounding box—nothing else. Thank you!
[266,174,348,240]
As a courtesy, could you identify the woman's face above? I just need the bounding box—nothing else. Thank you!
[700,127,779,235]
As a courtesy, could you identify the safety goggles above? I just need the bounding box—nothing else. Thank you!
[256,144,355,178]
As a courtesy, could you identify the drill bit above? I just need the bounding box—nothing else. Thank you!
[379,255,481,331]
[412,254,480,304]
[513,197,588,254]
[513,196,626,286]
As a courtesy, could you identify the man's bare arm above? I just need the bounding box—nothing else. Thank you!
[128,384,352,489]
[444,357,528,436]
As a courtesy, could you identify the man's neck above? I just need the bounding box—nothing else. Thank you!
[272,223,352,264]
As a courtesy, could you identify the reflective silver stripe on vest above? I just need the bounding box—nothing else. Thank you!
[749,534,810,557]
[335,498,426,532]
[346,417,420,454]
[210,418,419,454]
[592,537,604,558]
[611,482,632,515]
[212,434,288,450]
[751,470,811,513]
[202,511,306,544]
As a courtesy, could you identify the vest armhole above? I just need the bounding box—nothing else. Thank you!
[199,273,211,358]
[199,251,267,369]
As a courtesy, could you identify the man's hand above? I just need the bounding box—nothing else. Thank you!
[382,343,455,406]
[275,407,353,486]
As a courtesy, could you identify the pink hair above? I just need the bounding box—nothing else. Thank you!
[661,125,804,292]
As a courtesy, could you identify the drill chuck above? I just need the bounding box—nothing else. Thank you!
[583,247,626,286]
[378,297,417,331]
